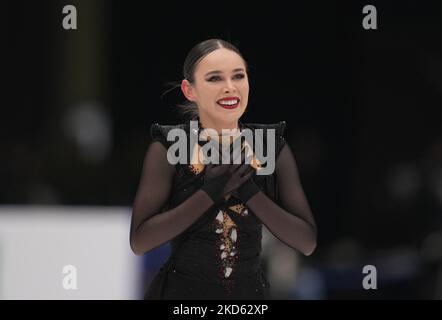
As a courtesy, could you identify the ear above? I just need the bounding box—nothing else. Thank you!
[181,79,196,102]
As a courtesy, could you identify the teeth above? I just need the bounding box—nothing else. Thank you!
[218,99,238,105]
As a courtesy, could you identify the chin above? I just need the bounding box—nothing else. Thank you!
[219,105,245,115]
[218,110,243,122]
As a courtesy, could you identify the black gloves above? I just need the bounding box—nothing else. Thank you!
[201,162,253,205]
[200,142,261,205]
[232,173,261,203]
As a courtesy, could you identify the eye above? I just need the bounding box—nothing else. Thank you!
[207,75,222,82]
[233,73,246,80]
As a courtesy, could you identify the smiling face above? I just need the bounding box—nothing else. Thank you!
[181,48,249,131]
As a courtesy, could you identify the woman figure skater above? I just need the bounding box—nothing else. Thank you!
[130,39,317,300]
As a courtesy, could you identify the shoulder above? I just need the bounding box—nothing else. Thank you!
[243,121,287,158]
[150,122,189,139]
[150,122,189,148]
[150,122,189,138]
[243,121,286,138]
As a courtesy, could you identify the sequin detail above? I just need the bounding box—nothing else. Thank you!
[185,127,260,295]
[213,209,239,295]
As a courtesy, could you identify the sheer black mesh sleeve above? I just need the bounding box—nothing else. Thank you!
[244,138,317,256]
[129,139,215,255]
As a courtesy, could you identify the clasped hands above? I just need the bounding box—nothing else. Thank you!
[201,142,260,205]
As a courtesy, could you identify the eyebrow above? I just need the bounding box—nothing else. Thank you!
[204,68,246,77]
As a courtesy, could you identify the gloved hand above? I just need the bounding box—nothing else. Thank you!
[201,143,254,205]
[230,143,261,203]
[231,169,261,203]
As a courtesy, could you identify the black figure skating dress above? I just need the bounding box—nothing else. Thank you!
[131,119,316,300]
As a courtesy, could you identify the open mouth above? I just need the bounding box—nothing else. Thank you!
[216,97,240,109]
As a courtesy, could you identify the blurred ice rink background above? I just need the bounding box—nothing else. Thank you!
[0,206,141,299]
[4,0,442,299]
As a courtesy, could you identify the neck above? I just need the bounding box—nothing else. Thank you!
[198,115,239,135]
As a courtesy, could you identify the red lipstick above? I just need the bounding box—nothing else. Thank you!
[216,97,240,109]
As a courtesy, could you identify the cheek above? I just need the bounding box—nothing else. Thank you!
[194,87,212,104]
[200,85,219,100]
[239,80,249,91]
[240,83,249,96]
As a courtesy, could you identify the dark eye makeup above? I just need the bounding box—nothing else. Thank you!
[206,73,246,82]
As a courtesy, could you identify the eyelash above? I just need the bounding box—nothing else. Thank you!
[207,74,245,82]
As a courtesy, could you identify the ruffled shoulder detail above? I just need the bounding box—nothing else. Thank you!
[243,121,287,159]
[149,122,188,149]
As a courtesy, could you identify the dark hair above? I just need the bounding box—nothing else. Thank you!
[178,39,248,120]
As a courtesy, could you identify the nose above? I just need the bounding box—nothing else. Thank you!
[223,79,237,93]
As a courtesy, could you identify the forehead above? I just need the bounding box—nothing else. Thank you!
[195,48,246,74]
